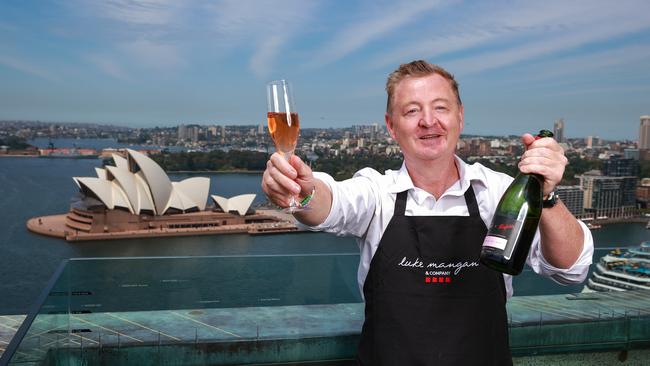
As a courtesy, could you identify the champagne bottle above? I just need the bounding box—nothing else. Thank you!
[480,130,554,275]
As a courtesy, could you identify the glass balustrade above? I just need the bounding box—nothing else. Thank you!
[2,253,650,365]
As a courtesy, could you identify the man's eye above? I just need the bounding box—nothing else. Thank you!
[435,106,448,112]
[406,108,419,115]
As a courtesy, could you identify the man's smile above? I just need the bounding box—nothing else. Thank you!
[418,133,443,140]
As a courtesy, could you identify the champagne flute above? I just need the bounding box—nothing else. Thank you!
[267,80,304,212]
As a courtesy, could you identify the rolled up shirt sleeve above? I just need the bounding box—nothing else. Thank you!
[302,169,379,238]
[526,220,594,285]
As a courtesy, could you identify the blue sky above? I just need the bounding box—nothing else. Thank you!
[1,0,649,140]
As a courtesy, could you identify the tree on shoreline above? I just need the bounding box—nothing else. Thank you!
[144,150,650,186]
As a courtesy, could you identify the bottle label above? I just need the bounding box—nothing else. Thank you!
[483,235,508,250]
[483,213,526,260]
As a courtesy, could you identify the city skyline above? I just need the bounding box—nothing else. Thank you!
[1,1,649,139]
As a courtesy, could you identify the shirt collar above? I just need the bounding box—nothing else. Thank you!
[387,155,488,195]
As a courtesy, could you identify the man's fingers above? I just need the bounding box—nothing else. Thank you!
[518,133,566,196]
[263,152,315,207]
[267,160,301,195]
[290,154,311,177]
[521,149,567,165]
[262,173,293,208]
[521,133,535,148]
[270,152,297,179]
[522,133,563,152]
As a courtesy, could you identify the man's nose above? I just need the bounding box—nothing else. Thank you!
[419,108,437,128]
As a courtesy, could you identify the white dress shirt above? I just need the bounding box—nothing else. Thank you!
[307,156,594,299]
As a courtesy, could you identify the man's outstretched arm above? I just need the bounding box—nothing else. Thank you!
[261,152,332,226]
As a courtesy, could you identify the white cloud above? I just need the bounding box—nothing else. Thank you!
[118,38,186,71]
[306,0,450,69]
[91,0,182,26]
[516,44,650,84]
[369,0,650,74]
[249,34,287,79]
[0,55,60,82]
[544,84,650,98]
[68,0,188,73]
[450,12,650,76]
[207,0,319,77]
[84,54,129,80]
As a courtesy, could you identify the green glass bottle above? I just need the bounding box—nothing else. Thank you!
[480,130,554,275]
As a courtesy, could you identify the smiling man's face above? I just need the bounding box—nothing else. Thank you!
[385,73,464,165]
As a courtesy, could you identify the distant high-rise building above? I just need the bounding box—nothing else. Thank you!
[478,140,491,156]
[258,123,264,135]
[602,156,639,177]
[556,186,583,216]
[183,125,199,143]
[208,126,218,139]
[637,178,650,209]
[341,137,350,149]
[640,115,650,149]
[554,118,565,143]
[178,124,188,140]
[585,136,593,148]
[624,149,640,160]
[578,172,637,218]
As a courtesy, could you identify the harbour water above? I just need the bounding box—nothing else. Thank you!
[0,156,647,315]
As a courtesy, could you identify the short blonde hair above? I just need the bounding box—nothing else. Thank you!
[385,60,461,114]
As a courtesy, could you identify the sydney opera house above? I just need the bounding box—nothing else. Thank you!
[27,149,297,241]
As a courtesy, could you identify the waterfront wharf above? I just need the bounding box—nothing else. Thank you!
[3,290,650,364]
[26,209,303,242]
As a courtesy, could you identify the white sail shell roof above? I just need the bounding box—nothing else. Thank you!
[74,177,132,212]
[94,167,107,180]
[73,149,213,216]
[211,194,256,216]
[112,153,128,170]
[176,177,210,211]
[134,172,156,213]
[126,149,172,215]
[106,165,138,212]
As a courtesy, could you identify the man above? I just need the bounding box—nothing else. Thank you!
[262,60,593,365]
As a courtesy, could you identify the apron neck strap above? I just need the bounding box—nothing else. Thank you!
[394,191,408,216]
[464,184,480,217]
[394,183,480,217]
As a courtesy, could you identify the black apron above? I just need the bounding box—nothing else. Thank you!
[357,186,512,366]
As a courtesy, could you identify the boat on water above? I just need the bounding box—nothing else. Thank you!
[586,222,602,230]
[39,147,98,159]
[585,242,650,292]
[38,140,98,159]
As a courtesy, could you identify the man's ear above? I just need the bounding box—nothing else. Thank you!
[385,112,396,140]
[458,104,464,132]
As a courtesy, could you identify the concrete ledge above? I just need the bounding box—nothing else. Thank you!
[45,335,360,366]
